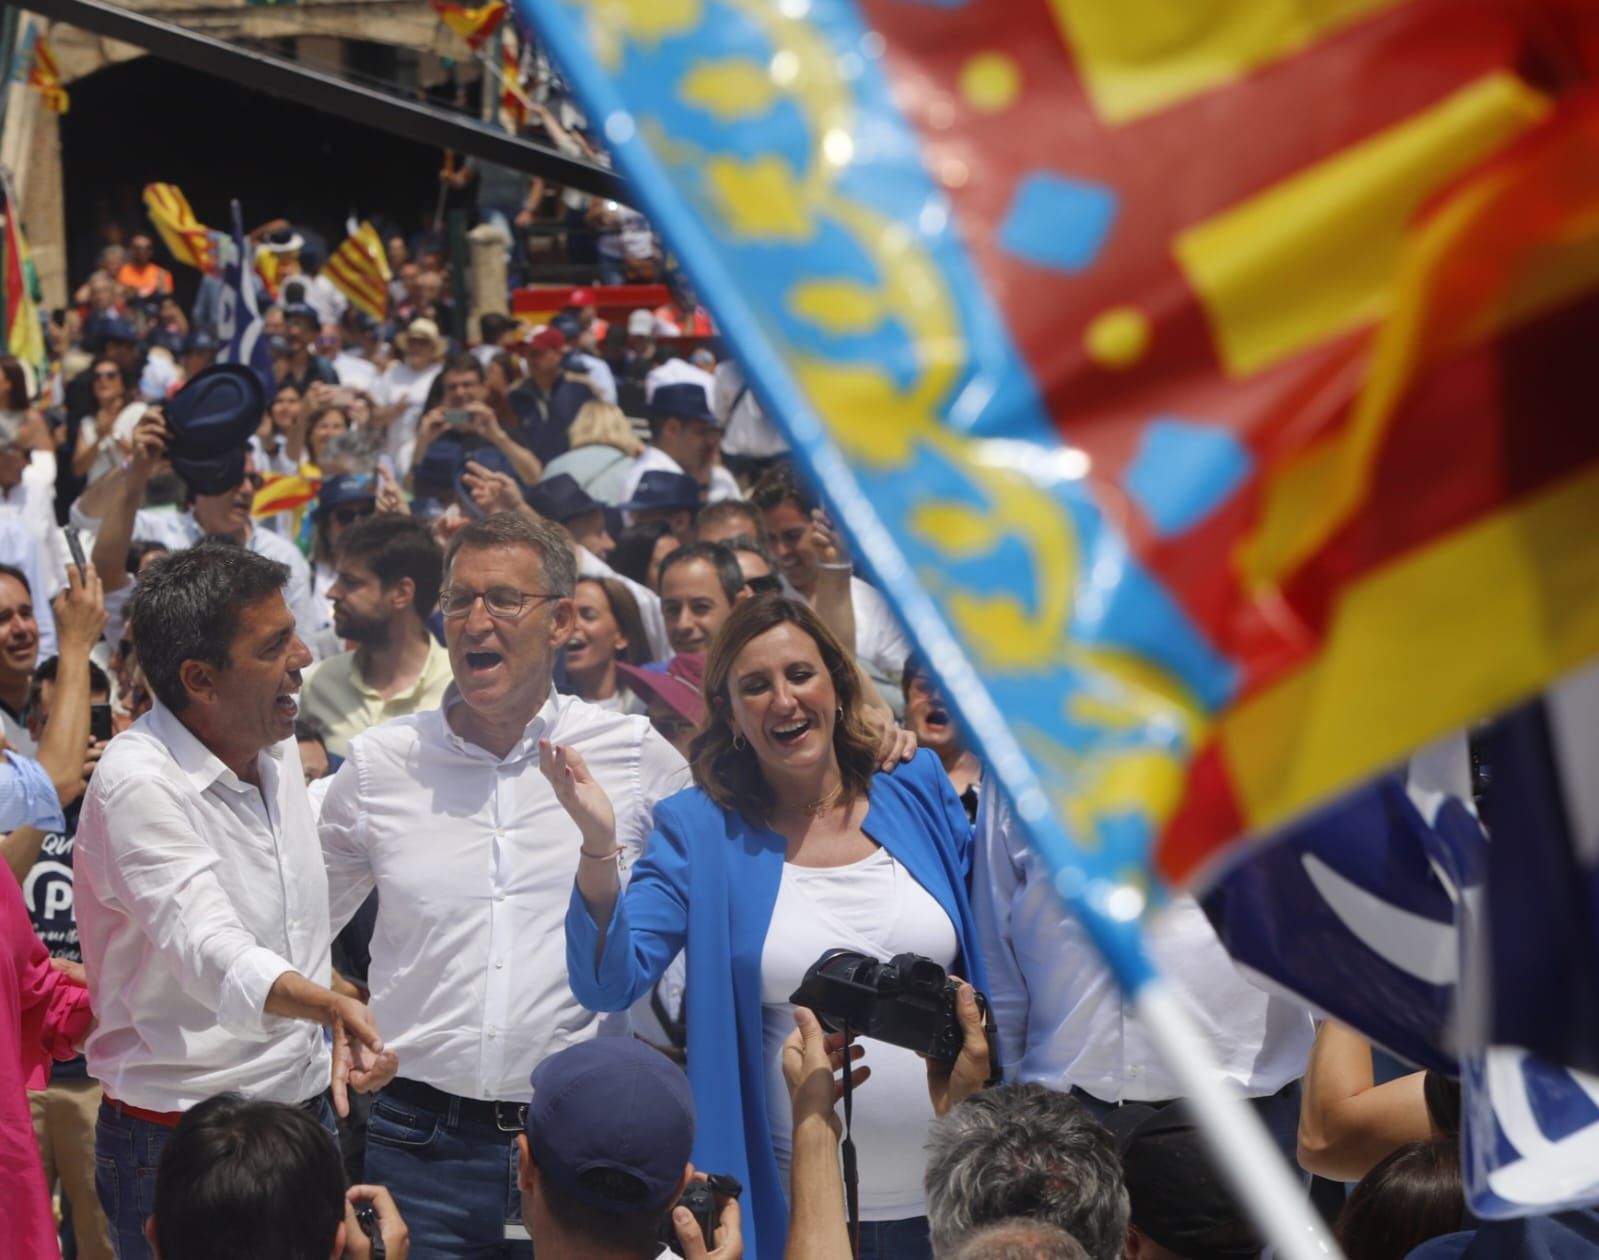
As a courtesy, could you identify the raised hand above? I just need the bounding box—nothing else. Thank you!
[538,739,617,852]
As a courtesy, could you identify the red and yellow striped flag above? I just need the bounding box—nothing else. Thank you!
[429,0,507,50]
[142,183,221,274]
[324,222,391,322]
[252,471,321,519]
[26,34,68,114]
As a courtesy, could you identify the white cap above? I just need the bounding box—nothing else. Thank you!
[627,308,656,338]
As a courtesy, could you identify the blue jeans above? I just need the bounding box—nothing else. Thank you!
[857,1215,933,1260]
[364,1088,531,1260]
[96,1094,335,1260]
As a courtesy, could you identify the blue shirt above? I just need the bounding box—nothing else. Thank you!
[566,749,987,1260]
[0,752,64,834]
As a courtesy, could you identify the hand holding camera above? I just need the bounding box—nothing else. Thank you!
[344,1184,408,1260]
[661,1172,744,1260]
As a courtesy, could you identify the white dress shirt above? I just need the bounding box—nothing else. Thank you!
[74,702,333,1111]
[0,515,57,659]
[974,791,1314,1101]
[0,475,69,599]
[618,444,741,508]
[318,687,691,1101]
[850,576,911,684]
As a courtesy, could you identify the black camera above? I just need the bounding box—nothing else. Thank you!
[790,950,993,1063]
[657,1173,742,1257]
[354,1201,386,1259]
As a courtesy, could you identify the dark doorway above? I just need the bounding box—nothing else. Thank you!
[60,49,444,304]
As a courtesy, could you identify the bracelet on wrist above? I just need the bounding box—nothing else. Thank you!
[580,845,623,862]
[817,561,853,572]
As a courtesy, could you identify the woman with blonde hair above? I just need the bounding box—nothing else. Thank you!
[539,399,644,505]
[544,594,987,1260]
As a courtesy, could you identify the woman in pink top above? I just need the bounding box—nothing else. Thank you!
[1,863,92,1257]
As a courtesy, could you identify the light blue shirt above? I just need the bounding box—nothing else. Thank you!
[0,751,65,832]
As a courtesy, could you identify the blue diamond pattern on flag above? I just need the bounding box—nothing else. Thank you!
[1206,668,1599,1218]
[214,200,274,397]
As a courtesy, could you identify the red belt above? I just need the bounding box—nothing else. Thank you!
[101,1094,184,1127]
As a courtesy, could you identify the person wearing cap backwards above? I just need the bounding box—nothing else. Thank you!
[372,319,446,475]
[619,382,741,508]
[508,325,595,468]
[318,510,690,1259]
[516,1038,742,1260]
[71,371,325,659]
[618,470,704,546]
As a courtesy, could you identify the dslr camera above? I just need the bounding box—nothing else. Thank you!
[657,1173,742,1258]
[790,950,995,1064]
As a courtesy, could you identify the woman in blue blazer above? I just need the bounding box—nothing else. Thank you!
[544,594,988,1260]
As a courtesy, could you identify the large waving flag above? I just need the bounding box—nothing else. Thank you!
[143,183,222,275]
[324,221,391,322]
[429,0,507,51]
[517,0,1599,1251]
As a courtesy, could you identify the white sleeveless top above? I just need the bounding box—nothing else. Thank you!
[760,846,957,1221]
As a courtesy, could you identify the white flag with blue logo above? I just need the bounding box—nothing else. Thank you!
[214,200,274,396]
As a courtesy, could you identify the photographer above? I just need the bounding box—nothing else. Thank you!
[147,1092,408,1260]
[514,1038,741,1260]
[551,595,967,1260]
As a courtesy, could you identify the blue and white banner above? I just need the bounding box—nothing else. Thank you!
[1206,669,1599,1218]
[214,200,274,396]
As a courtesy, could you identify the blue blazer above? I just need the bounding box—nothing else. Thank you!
[566,749,987,1260]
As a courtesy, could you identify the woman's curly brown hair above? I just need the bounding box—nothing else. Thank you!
[690,594,880,822]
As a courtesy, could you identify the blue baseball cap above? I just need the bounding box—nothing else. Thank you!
[618,470,701,515]
[527,1038,694,1215]
[319,472,377,510]
[649,382,720,429]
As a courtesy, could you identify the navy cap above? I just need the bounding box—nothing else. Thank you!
[551,312,583,340]
[174,446,247,498]
[319,472,378,510]
[282,303,319,327]
[618,469,701,515]
[649,382,719,429]
[527,473,601,524]
[180,330,218,356]
[455,443,526,518]
[91,313,139,347]
[527,1038,694,1215]
[166,364,266,462]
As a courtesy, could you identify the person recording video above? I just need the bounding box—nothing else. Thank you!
[548,594,986,1260]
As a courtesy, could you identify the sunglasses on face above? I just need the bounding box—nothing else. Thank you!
[332,503,377,527]
[744,574,782,595]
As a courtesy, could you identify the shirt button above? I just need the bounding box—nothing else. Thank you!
[495,890,506,901]
[495,959,505,969]
[488,1029,497,1039]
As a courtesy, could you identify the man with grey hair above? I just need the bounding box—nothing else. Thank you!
[947,1221,1090,1260]
[924,1084,1129,1260]
[318,510,690,1259]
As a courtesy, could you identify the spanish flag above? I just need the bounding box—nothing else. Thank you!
[142,183,221,274]
[252,469,321,519]
[429,0,507,51]
[26,33,68,114]
[324,221,391,322]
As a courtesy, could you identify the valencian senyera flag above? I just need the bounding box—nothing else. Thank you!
[429,0,507,51]
[519,0,1599,893]
[518,0,1599,1247]
[22,29,68,114]
[1,174,45,371]
[325,220,391,322]
[143,183,222,275]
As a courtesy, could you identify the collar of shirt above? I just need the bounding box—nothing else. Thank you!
[347,638,451,704]
[441,683,558,765]
[146,699,287,806]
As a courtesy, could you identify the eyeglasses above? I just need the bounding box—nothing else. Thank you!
[744,575,782,595]
[439,586,557,619]
[331,503,376,527]
[93,369,122,381]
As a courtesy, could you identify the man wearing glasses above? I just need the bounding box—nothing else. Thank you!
[317,511,690,1259]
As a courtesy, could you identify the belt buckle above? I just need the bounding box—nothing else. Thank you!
[495,1101,528,1132]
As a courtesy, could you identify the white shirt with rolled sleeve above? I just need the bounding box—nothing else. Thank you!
[73,701,333,1112]
[974,789,1314,1101]
[317,686,691,1102]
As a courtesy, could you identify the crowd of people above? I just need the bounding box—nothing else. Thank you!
[0,75,1550,1260]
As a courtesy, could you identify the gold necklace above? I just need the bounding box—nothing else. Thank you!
[802,785,845,819]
